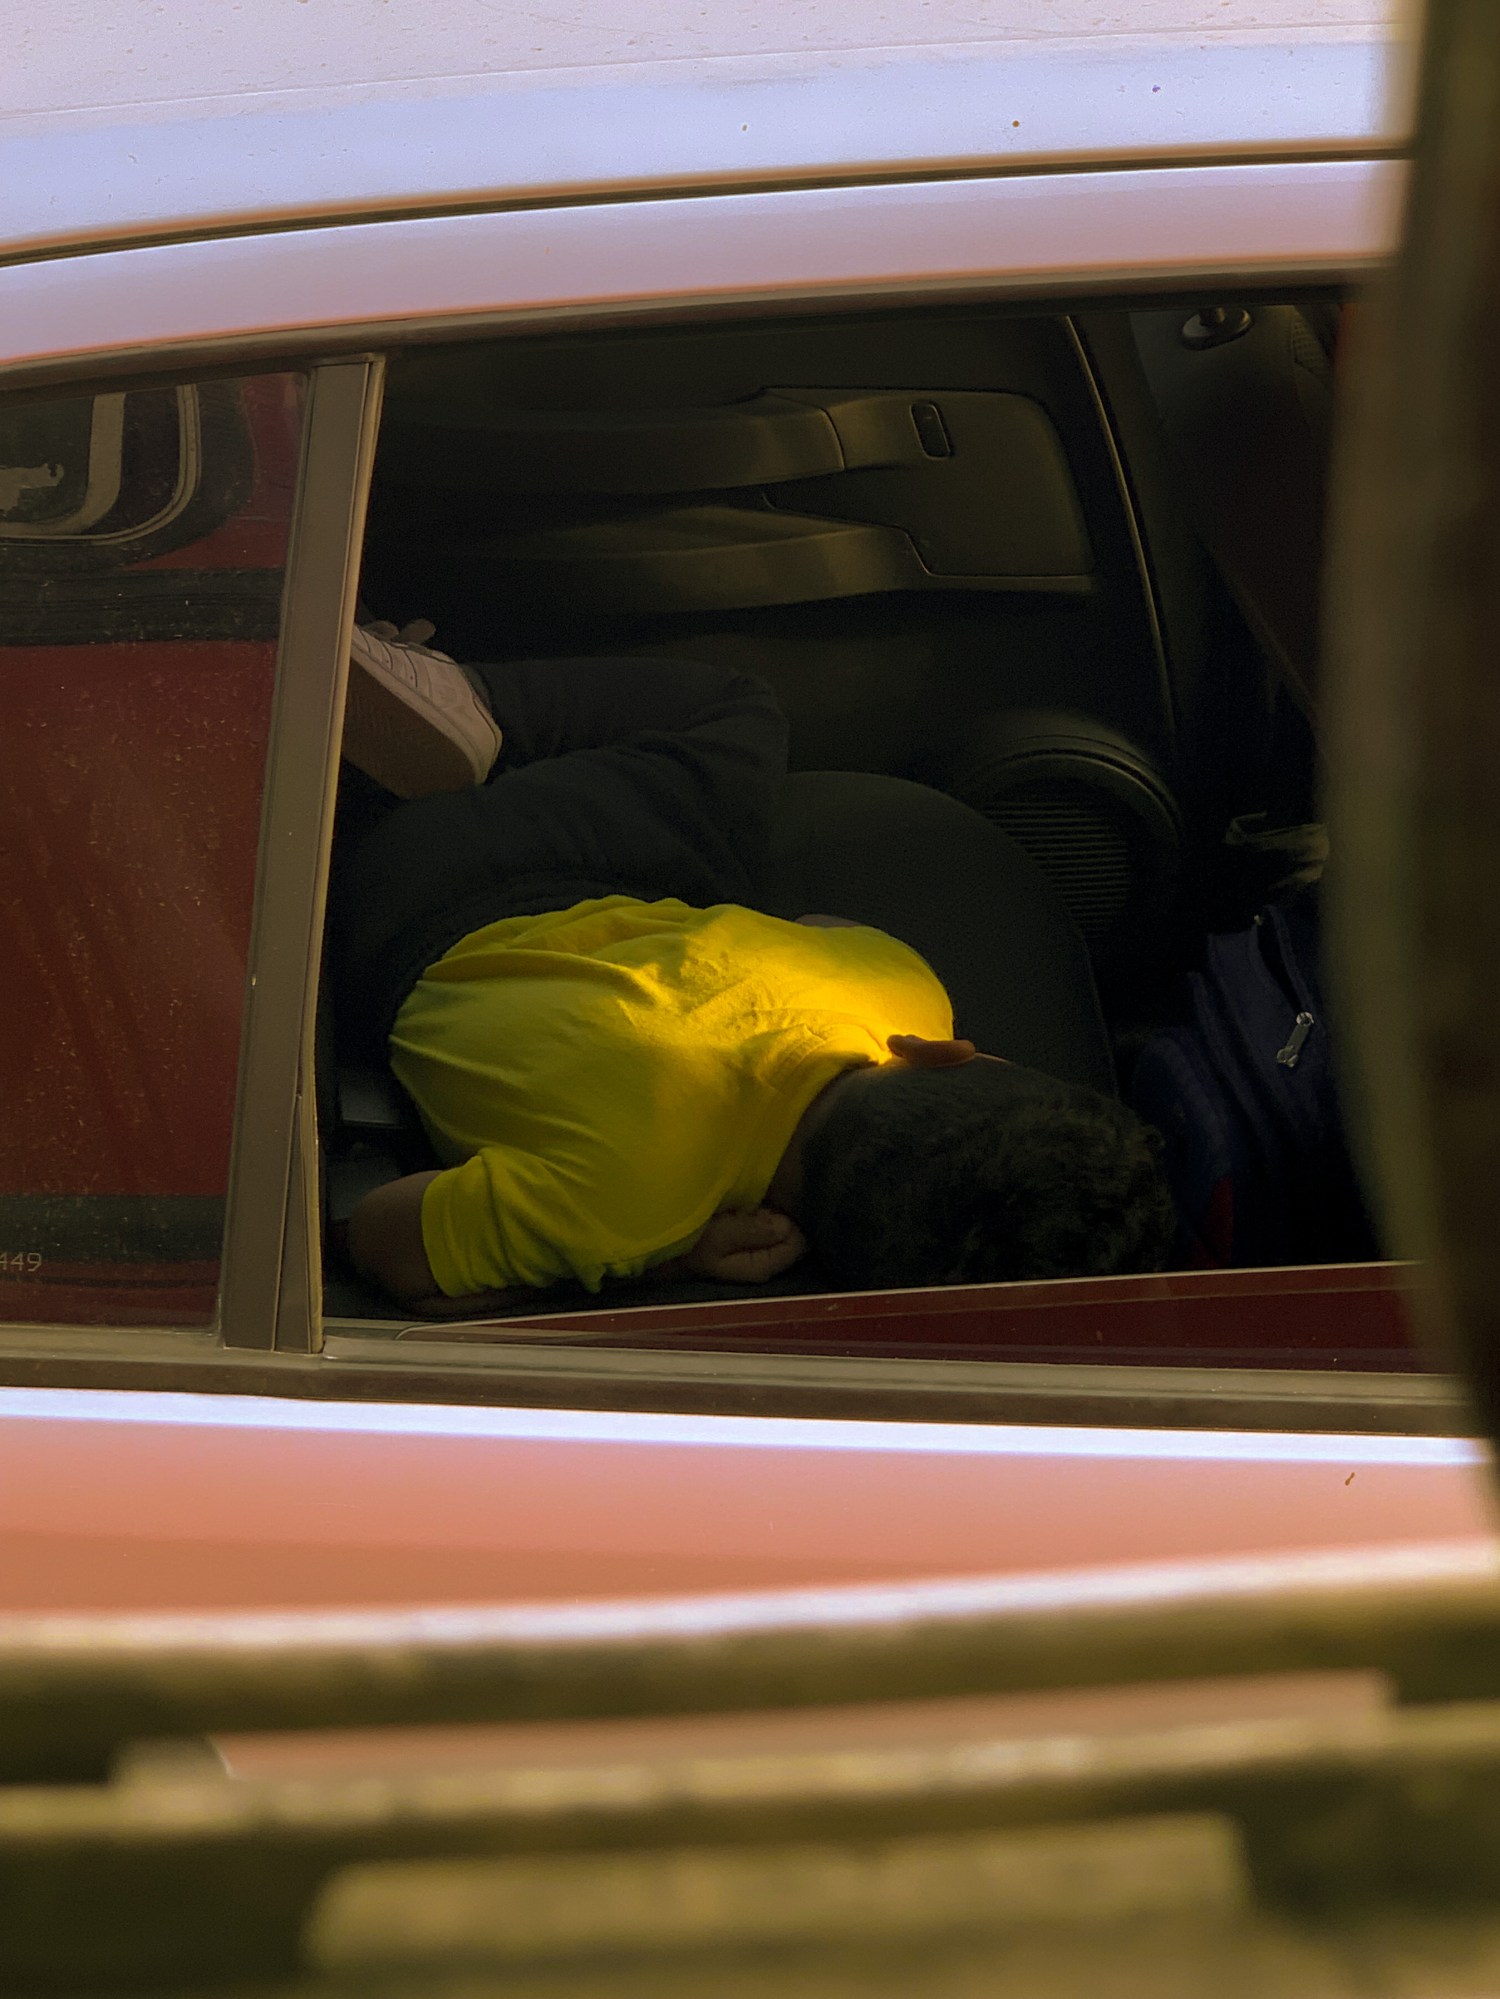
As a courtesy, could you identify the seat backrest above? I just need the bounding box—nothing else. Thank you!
[366,311,1192,990]
[1129,303,1336,719]
[753,771,1116,1096]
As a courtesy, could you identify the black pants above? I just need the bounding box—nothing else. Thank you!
[331,655,788,1057]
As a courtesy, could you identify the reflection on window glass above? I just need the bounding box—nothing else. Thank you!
[0,371,307,1326]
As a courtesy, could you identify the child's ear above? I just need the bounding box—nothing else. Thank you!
[886,1034,978,1069]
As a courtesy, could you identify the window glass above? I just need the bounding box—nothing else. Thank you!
[0,371,307,1325]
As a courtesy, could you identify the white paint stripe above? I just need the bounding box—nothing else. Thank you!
[0,36,1400,263]
[0,1385,1482,1466]
[0,164,1399,384]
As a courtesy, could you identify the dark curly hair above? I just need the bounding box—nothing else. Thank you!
[800,1058,1175,1290]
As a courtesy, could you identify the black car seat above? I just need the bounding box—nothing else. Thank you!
[1136,303,1336,719]
[1128,302,1337,738]
[754,772,1114,1095]
[320,768,1115,1320]
[1065,303,1341,927]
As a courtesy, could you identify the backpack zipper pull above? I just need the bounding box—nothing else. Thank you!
[1276,1011,1315,1068]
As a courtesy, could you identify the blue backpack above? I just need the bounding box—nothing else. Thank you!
[1129,895,1378,1268]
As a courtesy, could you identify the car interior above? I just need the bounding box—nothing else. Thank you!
[321,294,1345,1323]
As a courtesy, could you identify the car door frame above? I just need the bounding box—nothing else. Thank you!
[0,154,1452,1436]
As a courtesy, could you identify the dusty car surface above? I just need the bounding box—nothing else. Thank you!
[5,0,1488,1617]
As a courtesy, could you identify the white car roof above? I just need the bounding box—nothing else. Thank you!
[3,0,1412,265]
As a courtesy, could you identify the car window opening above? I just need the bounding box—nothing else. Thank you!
[315,298,1384,1351]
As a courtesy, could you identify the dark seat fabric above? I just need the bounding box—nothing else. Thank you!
[1130,304,1335,720]
[751,771,1116,1097]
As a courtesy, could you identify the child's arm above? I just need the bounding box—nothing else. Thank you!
[345,1172,523,1316]
[346,1171,444,1302]
[349,1177,806,1311]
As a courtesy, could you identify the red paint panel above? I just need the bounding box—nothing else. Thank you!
[405,1260,1423,1370]
[0,640,273,1198]
[0,647,274,1191]
[0,1266,218,1328]
[0,370,306,1325]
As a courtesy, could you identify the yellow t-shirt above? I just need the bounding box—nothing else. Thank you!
[389,896,953,1296]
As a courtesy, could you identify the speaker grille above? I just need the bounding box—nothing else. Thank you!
[979,785,1136,947]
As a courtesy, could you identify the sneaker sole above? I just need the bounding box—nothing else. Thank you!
[343,651,496,798]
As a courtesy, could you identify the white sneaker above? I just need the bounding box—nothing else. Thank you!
[343,620,503,797]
